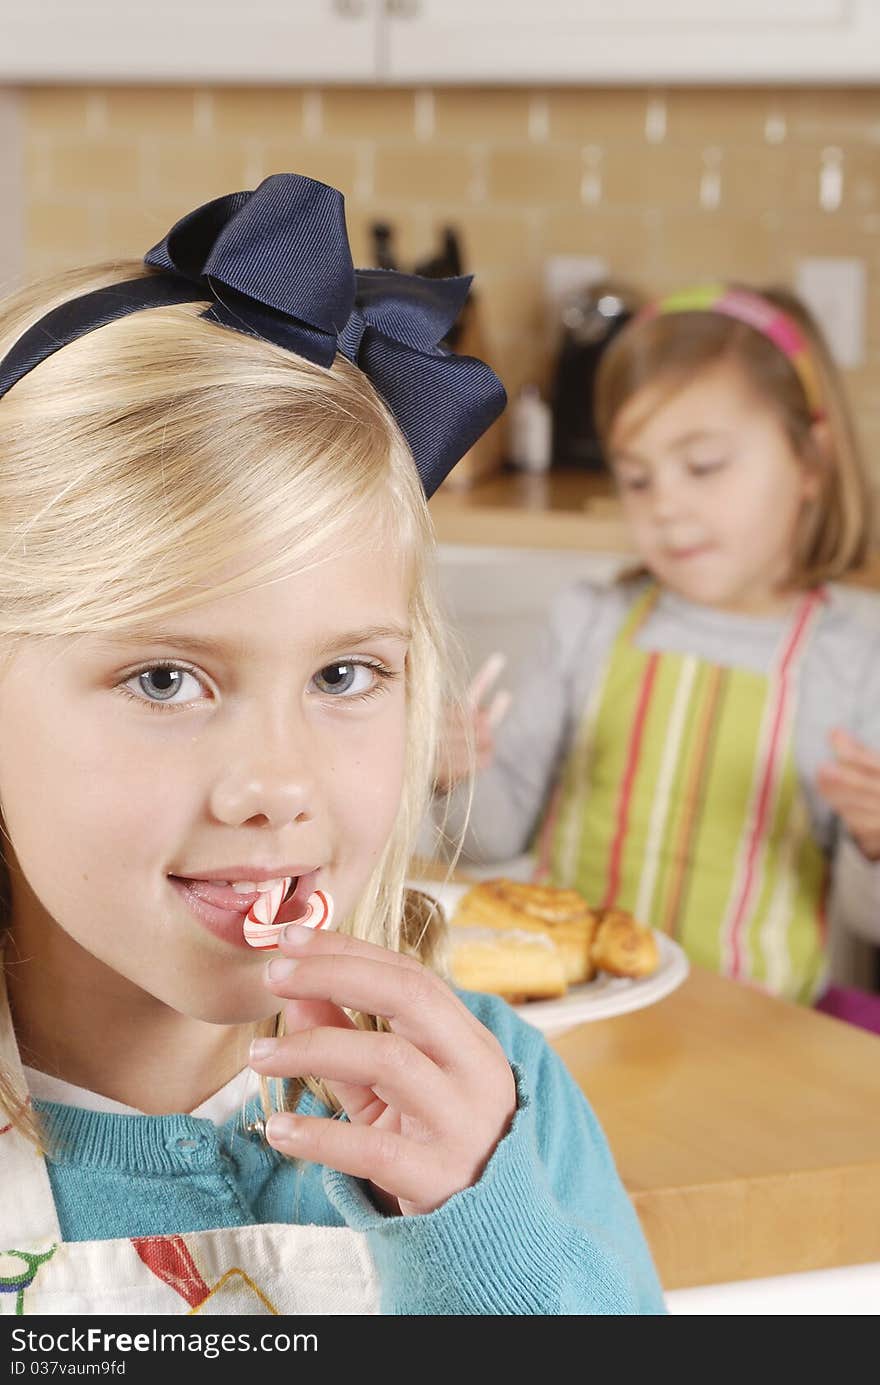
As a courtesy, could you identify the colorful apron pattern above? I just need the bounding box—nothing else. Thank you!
[0,970,380,1316]
[534,586,829,1004]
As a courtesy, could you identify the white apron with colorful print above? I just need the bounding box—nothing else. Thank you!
[0,974,379,1316]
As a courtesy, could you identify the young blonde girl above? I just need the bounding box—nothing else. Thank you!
[434,282,880,1030]
[0,173,664,1316]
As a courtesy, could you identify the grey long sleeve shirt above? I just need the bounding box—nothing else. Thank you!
[429,578,880,952]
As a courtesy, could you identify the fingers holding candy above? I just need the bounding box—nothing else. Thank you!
[251,923,517,1216]
[265,925,492,1065]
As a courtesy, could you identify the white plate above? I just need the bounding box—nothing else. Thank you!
[408,878,690,1038]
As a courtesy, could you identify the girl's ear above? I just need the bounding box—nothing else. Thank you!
[803,418,833,500]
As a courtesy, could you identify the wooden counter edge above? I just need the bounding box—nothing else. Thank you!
[631,1161,880,1290]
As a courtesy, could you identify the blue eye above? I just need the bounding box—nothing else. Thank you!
[311,661,379,697]
[122,664,206,706]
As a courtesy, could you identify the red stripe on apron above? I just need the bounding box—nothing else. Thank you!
[602,651,661,911]
[728,591,824,978]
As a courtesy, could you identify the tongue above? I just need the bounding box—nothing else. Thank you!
[181,879,294,912]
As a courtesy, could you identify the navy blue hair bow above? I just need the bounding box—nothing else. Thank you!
[0,173,506,497]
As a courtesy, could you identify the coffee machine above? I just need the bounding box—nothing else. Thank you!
[551,281,641,470]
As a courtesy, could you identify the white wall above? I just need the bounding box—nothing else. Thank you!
[0,91,23,292]
[436,543,629,681]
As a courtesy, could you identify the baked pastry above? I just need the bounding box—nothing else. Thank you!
[452,878,598,984]
[591,909,659,978]
[448,926,567,1002]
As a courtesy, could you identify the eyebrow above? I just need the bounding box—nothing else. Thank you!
[612,428,731,463]
[97,623,412,662]
[671,429,731,446]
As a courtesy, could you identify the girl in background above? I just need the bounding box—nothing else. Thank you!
[434,284,880,1031]
[0,173,664,1316]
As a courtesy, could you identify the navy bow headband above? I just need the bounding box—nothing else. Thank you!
[0,173,506,497]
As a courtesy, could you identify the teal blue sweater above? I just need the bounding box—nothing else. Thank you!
[35,991,666,1315]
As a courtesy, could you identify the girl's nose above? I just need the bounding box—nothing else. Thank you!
[210,770,315,829]
[209,725,319,829]
[650,473,684,522]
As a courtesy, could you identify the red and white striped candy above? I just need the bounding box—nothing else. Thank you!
[300,889,333,932]
[242,877,290,951]
[243,883,334,951]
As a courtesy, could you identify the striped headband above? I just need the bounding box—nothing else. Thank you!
[638,284,825,421]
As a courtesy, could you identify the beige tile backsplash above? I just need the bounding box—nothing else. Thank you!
[16,83,880,494]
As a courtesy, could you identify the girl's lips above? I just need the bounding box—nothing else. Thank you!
[668,544,712,561]
[171,871,320,949]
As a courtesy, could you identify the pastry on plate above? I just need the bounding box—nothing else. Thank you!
[591,909,659,978]
[452,878,598,984]
[448,926,568,1002]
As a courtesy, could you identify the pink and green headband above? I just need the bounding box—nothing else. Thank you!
[638,284,825,421]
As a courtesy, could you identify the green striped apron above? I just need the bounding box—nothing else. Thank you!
[533,585,829,1004]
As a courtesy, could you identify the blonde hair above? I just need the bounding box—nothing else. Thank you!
[595,283,872,585]
[0,261,471,1142]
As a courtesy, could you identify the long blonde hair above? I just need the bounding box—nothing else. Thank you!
[0,261,470,1140]
[595,283,872,584]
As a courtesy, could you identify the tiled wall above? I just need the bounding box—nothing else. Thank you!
[13,83,880,490]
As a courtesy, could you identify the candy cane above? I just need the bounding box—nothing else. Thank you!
[243,882,334,950]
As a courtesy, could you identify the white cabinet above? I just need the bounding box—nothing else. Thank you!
[382,0,880,84]
[0,0,379,82]
[2,0,879,83]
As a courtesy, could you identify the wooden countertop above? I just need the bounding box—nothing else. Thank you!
[429,468,633,552]
[411,859,880,1289]
[429,467,880,588]
[552,965,880,1290]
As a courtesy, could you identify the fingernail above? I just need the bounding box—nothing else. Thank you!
[267,957,297,981]
[249,1038,276,1061]
[265,1113,298,1142]
[281,923,314,948]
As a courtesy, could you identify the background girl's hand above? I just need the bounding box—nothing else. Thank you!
[816,729,880,861]
[250,923,518,1217]
[433,652,512,794]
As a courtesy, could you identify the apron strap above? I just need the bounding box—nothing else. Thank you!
[719,586,827,979]
[621,582,660,644]
[531,583,659,884]
[0,961,64,1246]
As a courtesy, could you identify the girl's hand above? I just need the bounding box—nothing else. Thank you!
[816,729,880,861]
[250,923,518,1217]
[433,652,512,794]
